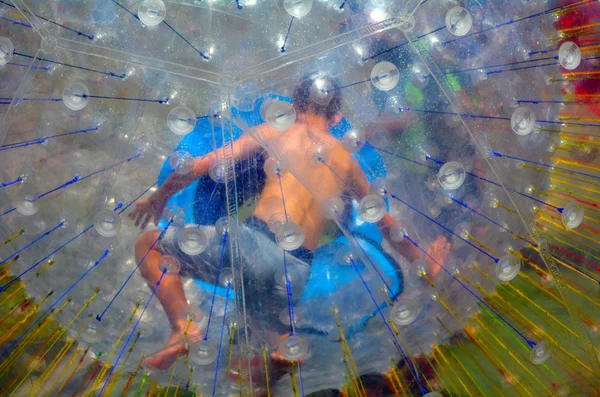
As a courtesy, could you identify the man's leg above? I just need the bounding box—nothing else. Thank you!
[135,230,201,370]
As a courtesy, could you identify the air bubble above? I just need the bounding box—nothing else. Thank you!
[63,80,90,111]
[216,216,231,236]
[358,194,386,223]
[158,255,180,275]
[370,61,400,91]
[309,78,335,105]
[209,160,226,183]
[189,339,218,365]
[561,202,584,229]
[496,253,521,282]
[167,106,196,135]
[321,197,345,220]
[390,299,419,326]
[266,101,296,131]
[445,7,472,36]
[437,161,466,190]
[78,319,107,344]
[335,245,356,266]
[163,205,185,227]
[342,129,365,153]
[170,151,194,175]
[138,0,167,27]
[511,107,536,136]
[182,304,203,323]
[284,0,313,18]
[530,341,552,365]
[278,334,308,360]
[264,157,286,178]
[178,226,208,255]
[370,178,389,197]
[93,210,122,238]
[558,41,581,70]
[15,189,39,216]
[306,144,329,167]
[0,37,14,66]
[275,222,305,251]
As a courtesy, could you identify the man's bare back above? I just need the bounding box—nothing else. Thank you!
[253,121,356,251]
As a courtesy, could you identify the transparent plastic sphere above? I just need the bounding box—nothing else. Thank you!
[15,190,39,216]
[358,194,386,223]
[306,144,329,167]
[93,210,122,238]
[167,106,196,135]
[389,223,406,243]
[77,319,106,344]
[511,107,537,136]
[437,161,466,190]
[309,78,335,105]
[530,341,552,365]
[209,160,226,183]
[335,245,356,266]
[189,340,218,365]
[62,80,90,111]
[158,255,180,275]
[170,151,194,175]
[178,226,208,255]
[370,61,400,91]
[321,197,345,220]
[278,335,308,360]
[216,216,231,236]
[138,0,166,27]
[283,0,313,18]
[445,6,472,36]
[370,178,389,197]
[558,41,581,70]
[496,254,521,282]
[264,157,286,178]
[390,299,419,326]
[561,202,584,229]
[266,100,296,131]
[342,129,365,153]
[163,205,185,227]
[0,37,14,66]
[275,222,305,251]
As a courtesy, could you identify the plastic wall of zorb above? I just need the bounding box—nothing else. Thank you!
[0,0,598,396]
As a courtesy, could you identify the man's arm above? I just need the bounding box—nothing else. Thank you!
[130,131,264,228]
[349,156,423,263]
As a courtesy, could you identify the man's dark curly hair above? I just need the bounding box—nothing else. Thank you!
[291,74,342,121]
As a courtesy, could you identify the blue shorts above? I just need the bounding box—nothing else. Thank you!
[157,216,314,332]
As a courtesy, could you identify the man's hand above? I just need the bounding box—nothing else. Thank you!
[424,236,451,278]
[129,192,168,229]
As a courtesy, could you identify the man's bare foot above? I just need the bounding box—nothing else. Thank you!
[143,323,202,371]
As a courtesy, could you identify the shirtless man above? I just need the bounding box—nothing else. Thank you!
[130,75,448,370]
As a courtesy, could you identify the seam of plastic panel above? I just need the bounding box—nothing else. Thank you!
[9,0,46,41]
[0,48,40,147]
[221,91,254,397]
